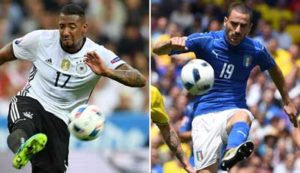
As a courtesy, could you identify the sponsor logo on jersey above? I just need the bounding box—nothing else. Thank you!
[45,58,52,65]
[237,130,247,138]
[23,112,33,119]
[76,62,87,74]
[243,55,252,67]
[111,57,121,64]
[61,59,71,71]
[212,49,219,58]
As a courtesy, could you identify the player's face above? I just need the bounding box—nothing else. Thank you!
[58,14,87,50]
[224,9,252,46]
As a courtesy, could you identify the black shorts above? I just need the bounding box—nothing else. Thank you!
[7,96,70,173]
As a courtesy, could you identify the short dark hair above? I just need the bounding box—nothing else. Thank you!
[227,2,253,21]
[60,3,85,17]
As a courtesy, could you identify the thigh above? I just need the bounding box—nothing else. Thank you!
[7,96,42,135]
[196,163,218,173]
[226,108,254,130]
[221,108,254,142]
[192,113,225,171]
[31,112,70,173]
[7,96,70,173]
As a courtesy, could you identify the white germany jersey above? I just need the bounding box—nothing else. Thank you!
[12,30,125,124]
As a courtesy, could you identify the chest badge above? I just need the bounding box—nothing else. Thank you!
[61,59,71,71]
[243,55,252,67]
[76,62,87,74]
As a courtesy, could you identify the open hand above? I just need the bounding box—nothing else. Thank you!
[169,37,188,51]
[283,101,299,128]
[84,51,110,76]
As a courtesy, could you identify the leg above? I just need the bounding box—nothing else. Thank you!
[192,114,224,173]
[220,109,254,171]
[7,96,47,169]
[7,128,30,153]
[31,110,69,173]
[196,163,218,173]
[226,109,252,149]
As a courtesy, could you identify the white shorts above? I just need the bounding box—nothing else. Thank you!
[191,108,254,170]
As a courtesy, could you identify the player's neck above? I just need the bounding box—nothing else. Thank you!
[60,38,86,54]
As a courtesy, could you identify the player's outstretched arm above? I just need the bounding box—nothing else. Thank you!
[84,51,146,87]
[0,43,17,65]
[158,124,195,173]
[152,37,188,55]
[268,65,299,128]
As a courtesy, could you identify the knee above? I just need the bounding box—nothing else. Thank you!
[10,120,36,137]
[234,110,252,124]
[227,110,252,128]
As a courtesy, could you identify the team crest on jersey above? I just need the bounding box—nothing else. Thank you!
[61,59,71,71]
[76,62,87,74]
[243,55,252,67]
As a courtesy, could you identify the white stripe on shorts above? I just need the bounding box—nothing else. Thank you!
[10,97,20,122]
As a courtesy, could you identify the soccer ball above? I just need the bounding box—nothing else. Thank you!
[180,59,214,95]
[68,104,105,141]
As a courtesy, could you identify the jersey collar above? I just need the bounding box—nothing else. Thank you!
[60,37,86,54]
[222,30,244,49]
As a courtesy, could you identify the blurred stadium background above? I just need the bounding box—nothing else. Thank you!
[0,0,149,173]
[151,0,300,173]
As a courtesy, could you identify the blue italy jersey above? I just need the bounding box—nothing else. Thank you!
[185,30,276,116]
[179,101,194,133]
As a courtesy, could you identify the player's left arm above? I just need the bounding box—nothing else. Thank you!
[84,51,146,87]
[268,65,299,128]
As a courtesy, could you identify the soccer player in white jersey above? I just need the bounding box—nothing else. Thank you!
[153,2,298,173]
[0,4,146,172]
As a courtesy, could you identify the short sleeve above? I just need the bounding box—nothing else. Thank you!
[12,30,42,62]
[96,46,125,69]
[186,32,212,52]
[151,86,169,126]
[257,46,276,71]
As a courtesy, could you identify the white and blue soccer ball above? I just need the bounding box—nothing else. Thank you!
[181,59,215,95]
[68,104,105,141]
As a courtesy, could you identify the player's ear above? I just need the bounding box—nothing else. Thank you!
[224,17,228,27]
[247,22,253,35]
[82,23,88,35]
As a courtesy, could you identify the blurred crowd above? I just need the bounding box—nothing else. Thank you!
[151,0,300,173]
[0,0,149,117]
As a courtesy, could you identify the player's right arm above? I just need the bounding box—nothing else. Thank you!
[153,32,211,56]
[157,124,195,173]
[151,86,195,173]
[152,37,188,55]
[0,43,17,65]
[1,30,41,65]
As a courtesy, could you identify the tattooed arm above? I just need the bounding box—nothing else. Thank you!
[109,63,146,87]
[84,51,146,87]
[158,124,195,173]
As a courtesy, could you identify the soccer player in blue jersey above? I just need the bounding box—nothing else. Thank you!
[153,2,298,173]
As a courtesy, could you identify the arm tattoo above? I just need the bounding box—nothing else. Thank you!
[160,125,186,165]
[108,64,146,87]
